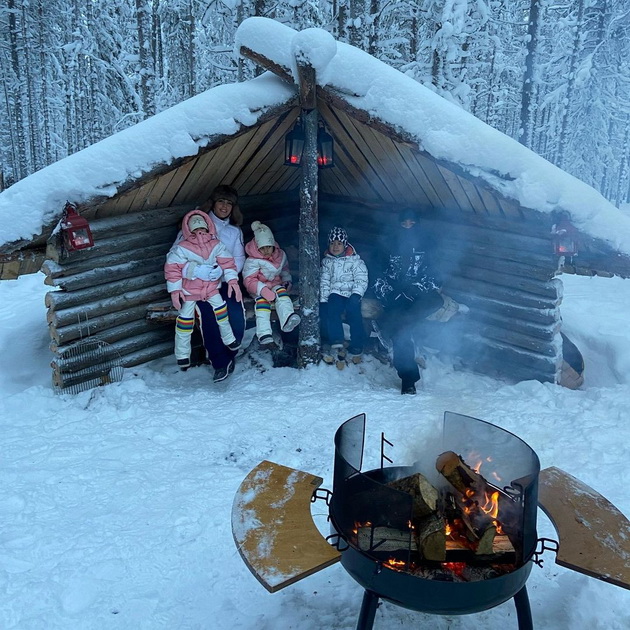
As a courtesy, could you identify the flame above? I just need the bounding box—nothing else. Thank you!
[384,558,406,571]
[480,491,500,519]
[445,522,452,536]
[352,520,372,535]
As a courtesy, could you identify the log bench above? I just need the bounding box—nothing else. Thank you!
[145,296,383,325]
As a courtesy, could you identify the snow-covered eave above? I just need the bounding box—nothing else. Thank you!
[0,72,296,252]
[236,18,630,258]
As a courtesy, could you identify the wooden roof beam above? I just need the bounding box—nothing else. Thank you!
[239,46,294,85]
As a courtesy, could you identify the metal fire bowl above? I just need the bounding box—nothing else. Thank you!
[337,542,533,615]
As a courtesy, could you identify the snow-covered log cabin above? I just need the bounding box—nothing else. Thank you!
[2,17,630,391]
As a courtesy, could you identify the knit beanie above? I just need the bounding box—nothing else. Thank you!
[328,226,348,245]
[188,214,208,232]
[252,221,275,248]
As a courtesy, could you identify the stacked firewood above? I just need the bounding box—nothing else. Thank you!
[354,451,518,581]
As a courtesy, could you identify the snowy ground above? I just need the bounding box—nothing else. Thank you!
[0,272,629,629]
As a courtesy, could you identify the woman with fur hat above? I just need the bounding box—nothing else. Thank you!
[165,210,243,372]
[171,184,246,383]
[320,226,369,365]
[242,221,300,346]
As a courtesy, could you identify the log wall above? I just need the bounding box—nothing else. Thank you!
[43,205,191,390]
[43,189,565,390]
[319,195,564,384]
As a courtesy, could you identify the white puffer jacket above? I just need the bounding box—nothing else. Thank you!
[320,244,369,302]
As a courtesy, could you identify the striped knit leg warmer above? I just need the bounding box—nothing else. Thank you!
[174,300,197,360]
[254,297,273,339]
[208,294,236,345]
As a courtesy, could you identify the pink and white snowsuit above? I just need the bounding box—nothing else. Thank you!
[242,238,296,339]
[164,210,239,362]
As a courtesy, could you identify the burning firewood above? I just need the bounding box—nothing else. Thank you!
[356,526,417,553]
[386,472,439,520]
[415,513,446,561]
[436,451,492,499]
[475,524,497,555]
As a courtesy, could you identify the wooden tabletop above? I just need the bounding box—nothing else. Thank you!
[538,466,630,590]
[231,460,341,593]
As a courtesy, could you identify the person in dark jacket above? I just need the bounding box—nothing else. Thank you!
[374,208,443,394]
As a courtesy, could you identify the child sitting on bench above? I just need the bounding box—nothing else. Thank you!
[242,221,300,346]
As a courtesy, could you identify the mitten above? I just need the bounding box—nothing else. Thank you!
[348,293,362,305]
[193,264,222,282]
[227,280,243,302]
[170,290,185,310]
[260,286,276,302]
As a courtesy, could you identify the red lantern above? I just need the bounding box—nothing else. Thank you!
[284,119,305,167]
[284,118,335,168]
[62,202,94,251]
[317,123,334,169]
[552,217,578,257]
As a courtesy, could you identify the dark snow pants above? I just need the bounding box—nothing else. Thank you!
[382,292,442,385]
[324,293,365,353]
[196,284,245,370]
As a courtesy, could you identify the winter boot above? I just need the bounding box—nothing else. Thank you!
[401,378,417,395]
[282,313,301,333]
[322,345,335,365]
[259,334,275,347]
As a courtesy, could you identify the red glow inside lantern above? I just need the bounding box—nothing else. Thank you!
[317,125,334,169]
[62,203,94,251]
[552,218,578,257]
[284,122,305,167]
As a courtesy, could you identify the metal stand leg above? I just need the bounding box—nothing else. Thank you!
[513,585,533,630]
[356,590,380,630]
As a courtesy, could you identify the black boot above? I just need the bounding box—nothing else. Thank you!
[401,379,417,395]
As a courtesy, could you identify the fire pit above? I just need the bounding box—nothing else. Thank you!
[232,412,630,629]
[328,411,538,628]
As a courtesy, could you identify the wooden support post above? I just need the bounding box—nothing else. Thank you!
[297,62,321,367]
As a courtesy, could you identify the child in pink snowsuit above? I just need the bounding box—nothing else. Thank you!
[164,210,243,370]
[242,221,300,346]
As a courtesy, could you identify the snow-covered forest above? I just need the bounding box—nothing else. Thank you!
[1,0,629,207]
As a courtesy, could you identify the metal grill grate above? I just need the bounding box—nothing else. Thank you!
[54,338,124,395]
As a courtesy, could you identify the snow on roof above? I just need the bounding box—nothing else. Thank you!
[2,16,630,258]
[0,73,294,249]
[237,17,630,255]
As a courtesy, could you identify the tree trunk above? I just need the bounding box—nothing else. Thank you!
[519,0,542,148]
[297,64,320,367]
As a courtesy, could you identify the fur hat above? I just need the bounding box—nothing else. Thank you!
[205,184,243,227]
[328,226,348,245]
[188,214,208,232]
[210,184,238,206]
[252,221,275,248]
